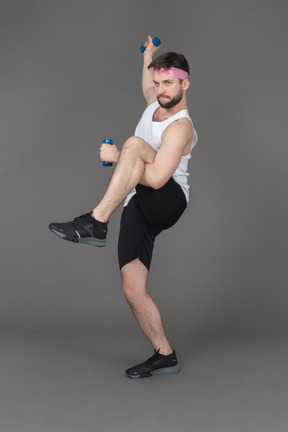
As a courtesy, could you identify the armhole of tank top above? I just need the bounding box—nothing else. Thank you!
[183,117,195,157]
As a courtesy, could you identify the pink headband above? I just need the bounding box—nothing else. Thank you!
[154,67,189,80]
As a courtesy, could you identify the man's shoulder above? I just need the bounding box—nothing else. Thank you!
[162,117,193,146]
[146,96,158,108]
[165,116,193,133]
[146,100,159,110]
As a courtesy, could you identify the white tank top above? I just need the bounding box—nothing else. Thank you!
[123,101,198,206]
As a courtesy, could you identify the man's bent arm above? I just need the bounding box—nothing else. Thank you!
[140,121,193,189]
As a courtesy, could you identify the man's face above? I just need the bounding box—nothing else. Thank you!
[153,74,184,109]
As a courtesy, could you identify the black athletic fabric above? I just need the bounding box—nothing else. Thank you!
[118,178,187,271]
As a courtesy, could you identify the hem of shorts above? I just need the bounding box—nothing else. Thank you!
[123,182,189,207]
[119,256,150,272]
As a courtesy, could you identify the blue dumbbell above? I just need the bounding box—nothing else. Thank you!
[102,139,114,167]
[140,37,161,53]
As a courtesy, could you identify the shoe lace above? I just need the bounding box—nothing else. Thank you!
[146,349,161,365]
[73,212,91,222]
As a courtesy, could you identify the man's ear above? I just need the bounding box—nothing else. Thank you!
[182,79,190,92]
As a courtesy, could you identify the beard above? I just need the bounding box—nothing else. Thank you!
[157,87,183,109]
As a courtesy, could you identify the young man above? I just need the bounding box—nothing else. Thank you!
[49,36,198,378]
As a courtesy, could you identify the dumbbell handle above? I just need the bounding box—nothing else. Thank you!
[140,37,161,53]
[102,139,114,167]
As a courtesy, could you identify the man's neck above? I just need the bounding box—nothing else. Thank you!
[155,97,187,121]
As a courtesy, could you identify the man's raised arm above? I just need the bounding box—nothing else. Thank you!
[141,35,160,106]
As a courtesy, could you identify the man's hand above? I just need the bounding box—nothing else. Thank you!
[100,143,120,164]
[142,35,161,58]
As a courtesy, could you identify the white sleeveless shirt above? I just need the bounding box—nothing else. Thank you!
[123,101,198,206]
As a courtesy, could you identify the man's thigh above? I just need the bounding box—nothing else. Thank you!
[120,258,148,291]
[136,178,187,230]
[118,196,160,272]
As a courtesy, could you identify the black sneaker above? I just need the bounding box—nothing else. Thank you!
[49,212,108,247]
[125,349,180,379]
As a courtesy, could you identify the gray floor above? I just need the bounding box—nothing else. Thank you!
[0,332,287,432]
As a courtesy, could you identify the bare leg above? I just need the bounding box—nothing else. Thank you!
[93,137,156,222]
[121,259,173,355]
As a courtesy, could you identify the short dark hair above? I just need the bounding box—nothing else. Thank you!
[148,52,190,75]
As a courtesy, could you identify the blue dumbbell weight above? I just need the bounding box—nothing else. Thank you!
[102,139,114,167]
[140,37,161,53]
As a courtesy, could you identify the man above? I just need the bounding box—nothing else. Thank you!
[49,36,198,378]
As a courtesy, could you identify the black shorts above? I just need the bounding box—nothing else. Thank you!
[118,178,187,271]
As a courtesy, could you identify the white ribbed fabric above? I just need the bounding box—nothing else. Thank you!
[123,101,198,206]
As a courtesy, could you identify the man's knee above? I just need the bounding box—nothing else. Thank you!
[122,136,142,151]
[122,136,155,163]
[120,259,148,303]
[121,283,139,304]
[121,275,146,303]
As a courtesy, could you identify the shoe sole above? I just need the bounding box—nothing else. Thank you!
[50,228,106,247]
[126,364,180,379]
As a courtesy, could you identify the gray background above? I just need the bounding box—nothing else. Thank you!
[1,0,287,333]
[0,1,288,431]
